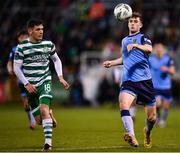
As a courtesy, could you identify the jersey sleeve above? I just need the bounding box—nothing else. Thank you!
[8,52,14,61]
[167,57,174,67]
[121,38,125,52]
[50,42,56,56]
[8,47,16,61]
[14,45,24,64]
[141,35,152,46]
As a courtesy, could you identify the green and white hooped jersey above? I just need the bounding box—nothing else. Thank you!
[14,39,56,87]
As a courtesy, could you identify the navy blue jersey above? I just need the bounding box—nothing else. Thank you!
[149,53,174,89]
[121,32,152,82]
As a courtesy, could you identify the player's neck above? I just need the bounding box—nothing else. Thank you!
[129,31,140,36]
[157,52,164,58]
[29,37,41,43]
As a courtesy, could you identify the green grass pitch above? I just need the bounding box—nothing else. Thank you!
[0,103,180,152]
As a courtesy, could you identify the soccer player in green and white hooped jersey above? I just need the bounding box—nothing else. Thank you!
[13,19,70,151]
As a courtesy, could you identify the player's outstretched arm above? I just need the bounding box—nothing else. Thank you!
[103,57,123,68]
[50,52,70,90]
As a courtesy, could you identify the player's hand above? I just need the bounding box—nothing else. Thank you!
[160,66,169,72]
[127,44,137,52]
[24,83,37,94]
[103,61,112,68]
[7,67,14,75]
[59,76,70,90]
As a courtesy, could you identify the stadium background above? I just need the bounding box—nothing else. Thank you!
[0,0,180,106]
[0,0,180,151]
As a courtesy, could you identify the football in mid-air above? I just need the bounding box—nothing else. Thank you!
[114,3,132,21]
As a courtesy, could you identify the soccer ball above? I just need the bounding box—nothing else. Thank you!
[114,3,132,21]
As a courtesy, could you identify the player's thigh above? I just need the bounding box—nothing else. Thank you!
[155,96,162,107]
[162,100,171,109]
[38,81,53,106]
[38,81,53,118]
[145,105,156,121]
[119,92,136,110]
[131,99,136,107]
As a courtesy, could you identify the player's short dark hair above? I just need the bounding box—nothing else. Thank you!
[154,41,165,46]
[27,19,43,29]
[131,12,143,23]
[17,29,28,38]
[153,37,166,46]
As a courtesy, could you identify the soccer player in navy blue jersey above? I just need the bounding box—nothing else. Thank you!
[103,12,156,148]
[149,43,175,128]
[7,30,36,129]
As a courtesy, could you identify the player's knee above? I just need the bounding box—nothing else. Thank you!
[40,105,50,118]
[119,102,130,110]
[163,102,170,109]
[147,115,156,123]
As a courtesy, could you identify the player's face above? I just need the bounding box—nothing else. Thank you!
[28,24,43,42]
[154,44,164,56]
[18,34,28,43]
[128,17,142,34]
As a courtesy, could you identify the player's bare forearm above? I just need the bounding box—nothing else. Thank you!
[58,75,70,90]
[127,44,152,53]
[7,61,14,75]
[169,66,175,75]
[103,57,123,68]
[161,66,175,75]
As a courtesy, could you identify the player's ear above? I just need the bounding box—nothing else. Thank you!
[140,22,143,28]
[27,28,32,35]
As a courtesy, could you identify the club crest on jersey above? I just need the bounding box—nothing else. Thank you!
[133,39,137,43]
[129,38,137,43]
[43,46,49,52]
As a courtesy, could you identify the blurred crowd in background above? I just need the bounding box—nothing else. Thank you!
[0,0,180,106]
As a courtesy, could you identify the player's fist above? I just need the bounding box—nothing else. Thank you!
[127,44,137,52]
[103,61,112,68]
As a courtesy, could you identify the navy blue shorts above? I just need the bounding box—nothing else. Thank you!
[120,79,156,106]
[18,83,27,97]
[154,88,173,103]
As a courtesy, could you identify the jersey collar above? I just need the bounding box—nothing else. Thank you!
[128,32,141,37]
